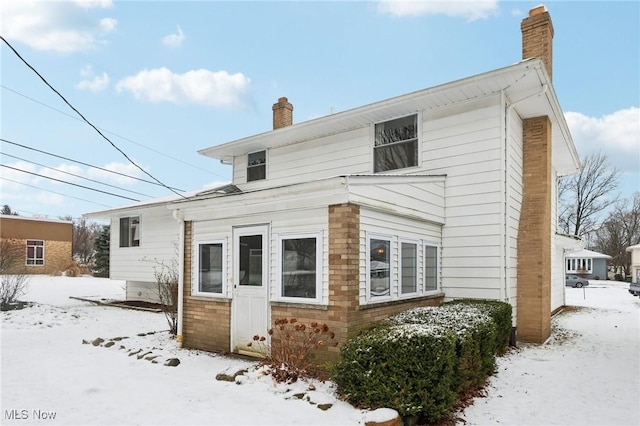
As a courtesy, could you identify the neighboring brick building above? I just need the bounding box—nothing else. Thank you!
[0,215,73,275]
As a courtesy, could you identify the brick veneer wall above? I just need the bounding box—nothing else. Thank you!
[2,238,72,275]
[517,116,552,343]
[181,221,232,353]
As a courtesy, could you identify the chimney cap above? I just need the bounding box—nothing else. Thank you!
[529,4,548,16]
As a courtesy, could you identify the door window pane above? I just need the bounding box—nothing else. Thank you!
[239,235,262,286]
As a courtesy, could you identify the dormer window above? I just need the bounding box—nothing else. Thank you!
[247,150,266,182]
[374,114,418,172]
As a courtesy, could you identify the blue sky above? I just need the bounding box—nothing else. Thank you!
[1,0,638,220]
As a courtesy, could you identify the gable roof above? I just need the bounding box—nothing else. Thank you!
[199,58,580,175]
[566,249,612,259]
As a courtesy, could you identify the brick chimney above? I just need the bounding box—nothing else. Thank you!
[272,97,293,130]
[521,4,554,80]
[517,5,555,344]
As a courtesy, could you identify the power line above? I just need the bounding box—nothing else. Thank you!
[1,84,227,180]
[1,138,184,191]
[1,35,186,199]
[0,177,112,208]
[1,152,155,198]
[1,164,141,202]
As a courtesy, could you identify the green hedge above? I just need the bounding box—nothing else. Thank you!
[444,299,513,355]
[331,324,458,423]
[387,305,497,393]
[331,300,513,424]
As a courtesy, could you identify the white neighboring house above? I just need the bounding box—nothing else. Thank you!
[85,6,582,361]
[627,244,640,284]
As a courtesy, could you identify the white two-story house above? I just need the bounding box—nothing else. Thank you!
[87,5,580,363]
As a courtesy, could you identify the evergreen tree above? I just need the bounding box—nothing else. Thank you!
[93,225,110,278]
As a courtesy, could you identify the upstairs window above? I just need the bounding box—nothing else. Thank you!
[247,150,266,182]
[119,216,140,248]
[26,240,44,265]
[374,114,418,172]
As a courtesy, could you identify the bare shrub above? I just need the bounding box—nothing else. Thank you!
[0,238,30,309]
[248,318,337,383]
[146,257,179,335]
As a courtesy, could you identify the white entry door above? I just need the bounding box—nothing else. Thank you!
[232,225,269,355]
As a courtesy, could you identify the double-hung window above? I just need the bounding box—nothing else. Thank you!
[247,150,266,182]
[424,244,438,292]
[400,241,417,295]
[278,233,321,302]
[26,240,44,265]
[195,240,225,295]
[368,236,391,298]
[374,114,418,172]
[119,216,140,248]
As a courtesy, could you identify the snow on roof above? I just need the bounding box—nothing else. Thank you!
[565,249,612,259]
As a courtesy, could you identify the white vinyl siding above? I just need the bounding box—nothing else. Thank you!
[109,208,179,283]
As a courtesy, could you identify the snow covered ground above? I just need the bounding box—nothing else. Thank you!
[1,276,638,425]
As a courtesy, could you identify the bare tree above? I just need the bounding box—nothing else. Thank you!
[59,216,103,269]
[559,152,620,237]
[594,192,640,277]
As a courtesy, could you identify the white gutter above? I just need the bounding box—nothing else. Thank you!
[172,208,185,347]
[503,83,549,306]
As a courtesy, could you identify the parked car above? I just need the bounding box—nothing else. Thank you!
[629,283,640,297]
[566,275,589,288]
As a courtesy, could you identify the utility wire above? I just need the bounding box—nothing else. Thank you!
[1,164,141,202]
[1,138,184,191]
[1,84,226,180]
[1,35,186,199]
[0,177,112,208]
[1,152,155,198]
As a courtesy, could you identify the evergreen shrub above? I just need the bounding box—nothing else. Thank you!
[331,324,457,423]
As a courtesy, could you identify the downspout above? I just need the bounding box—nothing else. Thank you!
[500,90,507,303]
[172,208,185,347]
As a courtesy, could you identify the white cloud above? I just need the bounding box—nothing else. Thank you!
[162,25,185,48]
[378,0,498,21]
[115,67,252,108]
[1,0,116,53]
[77,65,110,92]
[565,107,640,174]
[87,162,145,186]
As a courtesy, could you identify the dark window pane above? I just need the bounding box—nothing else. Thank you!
[401,243,417,294]
[247,151,266,182]
[199,243,223,293]
[119,217,130,247]
[282,238,317,298]
[425,246,438,291]
[370,239,390,297]
[239,235,262,286]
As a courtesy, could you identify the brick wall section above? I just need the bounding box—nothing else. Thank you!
[517,116,552,343]
[521,6,554,81]
[272,97,293,130]
[2,238,71,275]
[181,221,231,353]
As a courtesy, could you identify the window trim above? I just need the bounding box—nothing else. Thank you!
[247,149,267,182]
[372,112,421,173]
[192,239,227,298]
[566,257,592,274]
[423,242,440,294]
[26,239,45,266]
[399,239,419,297]
[276,232,323,304]
[119,216,140,248]
[366,234,393,302]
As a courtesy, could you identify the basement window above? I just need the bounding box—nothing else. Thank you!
[374,114,419,172]
[247,150,266,182]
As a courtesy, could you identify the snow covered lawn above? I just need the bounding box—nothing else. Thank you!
[1,276,639,425]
